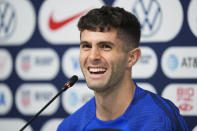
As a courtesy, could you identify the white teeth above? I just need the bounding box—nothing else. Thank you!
[89,67,106,73]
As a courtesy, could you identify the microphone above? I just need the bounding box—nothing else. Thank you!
[19,75,78,131]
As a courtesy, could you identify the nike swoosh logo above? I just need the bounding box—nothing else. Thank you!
[49,10,88,31]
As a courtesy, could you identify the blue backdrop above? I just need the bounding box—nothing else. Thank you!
[0,0,197,130]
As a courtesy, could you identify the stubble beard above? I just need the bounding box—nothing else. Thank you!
[85,65,126,94]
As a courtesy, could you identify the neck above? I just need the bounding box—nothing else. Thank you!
[94,74,136,121]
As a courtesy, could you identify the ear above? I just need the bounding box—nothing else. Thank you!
[127,48,141,68]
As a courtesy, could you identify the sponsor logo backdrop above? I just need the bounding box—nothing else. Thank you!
[0,0,197,130]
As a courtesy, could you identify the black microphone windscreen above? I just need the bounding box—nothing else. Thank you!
[68,75,78,87]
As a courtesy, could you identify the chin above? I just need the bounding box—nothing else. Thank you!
[89,86,108,93]
[87,83,110,93]
[87,83,105,91]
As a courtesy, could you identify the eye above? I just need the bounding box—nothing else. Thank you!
[83,44,91,48]
[101,44,112,51]
[80,42,91,50]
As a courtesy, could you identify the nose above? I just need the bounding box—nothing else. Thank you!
[89,47,101,62]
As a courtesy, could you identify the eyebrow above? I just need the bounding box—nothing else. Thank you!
[80,41,88,45]
[98,41,114,46]
[80,41,115,46]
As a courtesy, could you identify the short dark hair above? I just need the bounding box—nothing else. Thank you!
[78,5,141,50]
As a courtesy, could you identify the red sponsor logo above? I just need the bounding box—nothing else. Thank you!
[21,55,31,72]
[49,10,88,30]
[0,56,7,71]
[21,91,30,107]
[178,103,193,111]
[177,87,194,111]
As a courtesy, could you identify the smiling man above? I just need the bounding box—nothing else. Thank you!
[57,6,188,131]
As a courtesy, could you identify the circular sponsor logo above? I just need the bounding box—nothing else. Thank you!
[0,49,12,80]
[0,84,13,115]
[62,47,84,80]
[162,84,197,116]
[16,48,59,80]
[161,47,197,79]
[132,46,158,78]
[113,0,183,42]
[40,119,63,131]
[16,83,59,115]
[188,0,197,38]
[0,1,16,41]
[132,0,162,37]
[62,83,94,114]
[167,54,179,71]
[38,0,104,44]
[0,0,36,45]
[0,118,33,131]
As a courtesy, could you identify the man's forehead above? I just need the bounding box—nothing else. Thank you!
[81,28,118,38]
[80,29,125,49]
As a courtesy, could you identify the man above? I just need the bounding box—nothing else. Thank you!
[58,6,188,131]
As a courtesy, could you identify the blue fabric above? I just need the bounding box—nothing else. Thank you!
[57,85,189,131]
[85,113,130,131]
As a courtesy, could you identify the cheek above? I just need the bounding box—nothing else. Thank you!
[79,53,85,67]
[112,55,127,69]
[79,52,90,72]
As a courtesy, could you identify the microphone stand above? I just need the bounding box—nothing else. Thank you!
[19,75,78,131]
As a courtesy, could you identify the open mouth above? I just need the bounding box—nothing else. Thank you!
[88,67,107,74]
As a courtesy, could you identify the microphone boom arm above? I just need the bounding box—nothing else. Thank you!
[19,75,78,131]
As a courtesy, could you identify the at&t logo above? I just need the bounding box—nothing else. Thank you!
[162,47,197,78]
[167,54,179,72]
